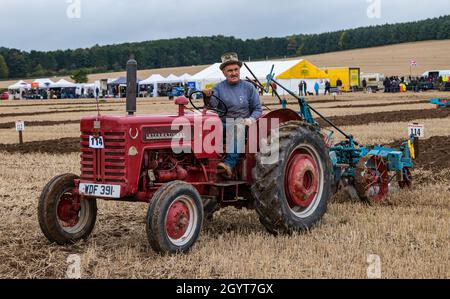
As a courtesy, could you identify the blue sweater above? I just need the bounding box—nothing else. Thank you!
[212,80,263,120]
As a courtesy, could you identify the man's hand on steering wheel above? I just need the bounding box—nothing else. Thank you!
[189,90,228,118]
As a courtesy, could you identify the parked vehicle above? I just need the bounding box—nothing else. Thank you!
[1,91,10,100]
[360,73,385,92]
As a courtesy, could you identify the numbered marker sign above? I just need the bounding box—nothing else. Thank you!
[89,136,104,149]
[408,124,425,138]
[15,121,25,132]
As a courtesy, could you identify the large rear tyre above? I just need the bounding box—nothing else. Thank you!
[146,181,203,254]
[38,173,97,244]
[252,121,332,234]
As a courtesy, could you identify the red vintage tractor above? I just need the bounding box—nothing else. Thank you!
[38,61,332,254]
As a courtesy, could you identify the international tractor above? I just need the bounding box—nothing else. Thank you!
[38,60,333,254]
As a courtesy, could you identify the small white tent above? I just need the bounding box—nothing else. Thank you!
[32,78,54,89]
[165,74,181,83]
[8,80,30,90]
[8,80,30,99]
[179,73,192,83]
[50,79,76,88]
[140,74,167,97]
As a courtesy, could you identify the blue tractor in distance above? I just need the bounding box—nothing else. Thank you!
[168,86,186,100]
[430,98,450,108]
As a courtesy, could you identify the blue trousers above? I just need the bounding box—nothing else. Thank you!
[223,120,246,169]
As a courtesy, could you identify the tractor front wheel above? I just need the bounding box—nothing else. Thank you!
[146,181,203,254]
[38,173,97,244]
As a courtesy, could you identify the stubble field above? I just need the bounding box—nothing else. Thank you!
[0,91,449,279]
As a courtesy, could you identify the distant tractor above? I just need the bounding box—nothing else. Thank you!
[38,59,333,254]
[430,98,450,108]
[168,86,186,100]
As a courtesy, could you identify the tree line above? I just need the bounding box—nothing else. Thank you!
[0,15,448,80]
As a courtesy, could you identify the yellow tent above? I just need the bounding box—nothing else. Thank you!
[277,60,329,79]
[275,60,329,95]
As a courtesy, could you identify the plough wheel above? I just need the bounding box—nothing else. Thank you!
[354,156,389,204]
[398,168,413,189]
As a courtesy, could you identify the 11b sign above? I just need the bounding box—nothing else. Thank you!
[408,123,424,138]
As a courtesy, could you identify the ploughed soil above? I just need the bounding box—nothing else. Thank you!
[0,109,115,118]
[408,136,450,172]
[317,108,450,127]
[0,120,79,129]
[1,135,449,175]
[387,136,450,183]
[265,99,428,108]
[0,137,80,154]
[322,100,429,109]
[1,105,449,130]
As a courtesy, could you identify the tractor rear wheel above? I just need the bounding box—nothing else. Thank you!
[146,181,203,254]
[38,173,97,244]
[251,121,332,234]
[354,156,389,204]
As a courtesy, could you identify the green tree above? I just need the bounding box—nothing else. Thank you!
[0,54,8,79]
[338,31,347,50]
[4,50,28,78]
[287,36,298,56]
[70,69,88,83]
[30,64,47,77]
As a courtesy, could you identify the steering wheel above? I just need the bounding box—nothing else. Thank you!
[188,91,228,118]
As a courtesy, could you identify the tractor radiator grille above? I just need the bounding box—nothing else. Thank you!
[80,131,127,183]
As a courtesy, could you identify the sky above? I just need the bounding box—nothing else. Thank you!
[1,0,449,52]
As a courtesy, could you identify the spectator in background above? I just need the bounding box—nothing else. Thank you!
[303,81,308,96]
[271,82,277,97]
[95,87,100,100]
[314,82,320,96]
[324,81,331,95]
[383,77,390,93]
[298,81,303,96]
[362,78,367,93]
[336,78,343,95]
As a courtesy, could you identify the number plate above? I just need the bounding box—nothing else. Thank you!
[89,136,105,149]
[79,183,121,198]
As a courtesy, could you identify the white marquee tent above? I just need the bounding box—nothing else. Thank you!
[165,74,181,83]
[8,80,30,90]
[50,79,77,88]
[8,80,31,99]
[139,74,167,97]
[190,59,329,95]
[32,78,54,88]
[179,73,192,83]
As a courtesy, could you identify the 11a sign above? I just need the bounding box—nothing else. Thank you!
[408,123,424,138]
[15,121,25,132]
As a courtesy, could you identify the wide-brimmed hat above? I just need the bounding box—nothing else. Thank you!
[220,52,243,70]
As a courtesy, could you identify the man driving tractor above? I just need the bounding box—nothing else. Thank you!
[203,52,263,179]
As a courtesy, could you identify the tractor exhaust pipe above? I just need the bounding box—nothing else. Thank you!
[126,57,137,115]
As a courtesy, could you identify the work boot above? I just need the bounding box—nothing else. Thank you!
[217,162,233,180]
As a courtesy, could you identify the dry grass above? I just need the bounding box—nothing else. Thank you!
[335,118,450,145]
[0,124,80,144]
[0,92,449,279]
[0,152,448,278]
